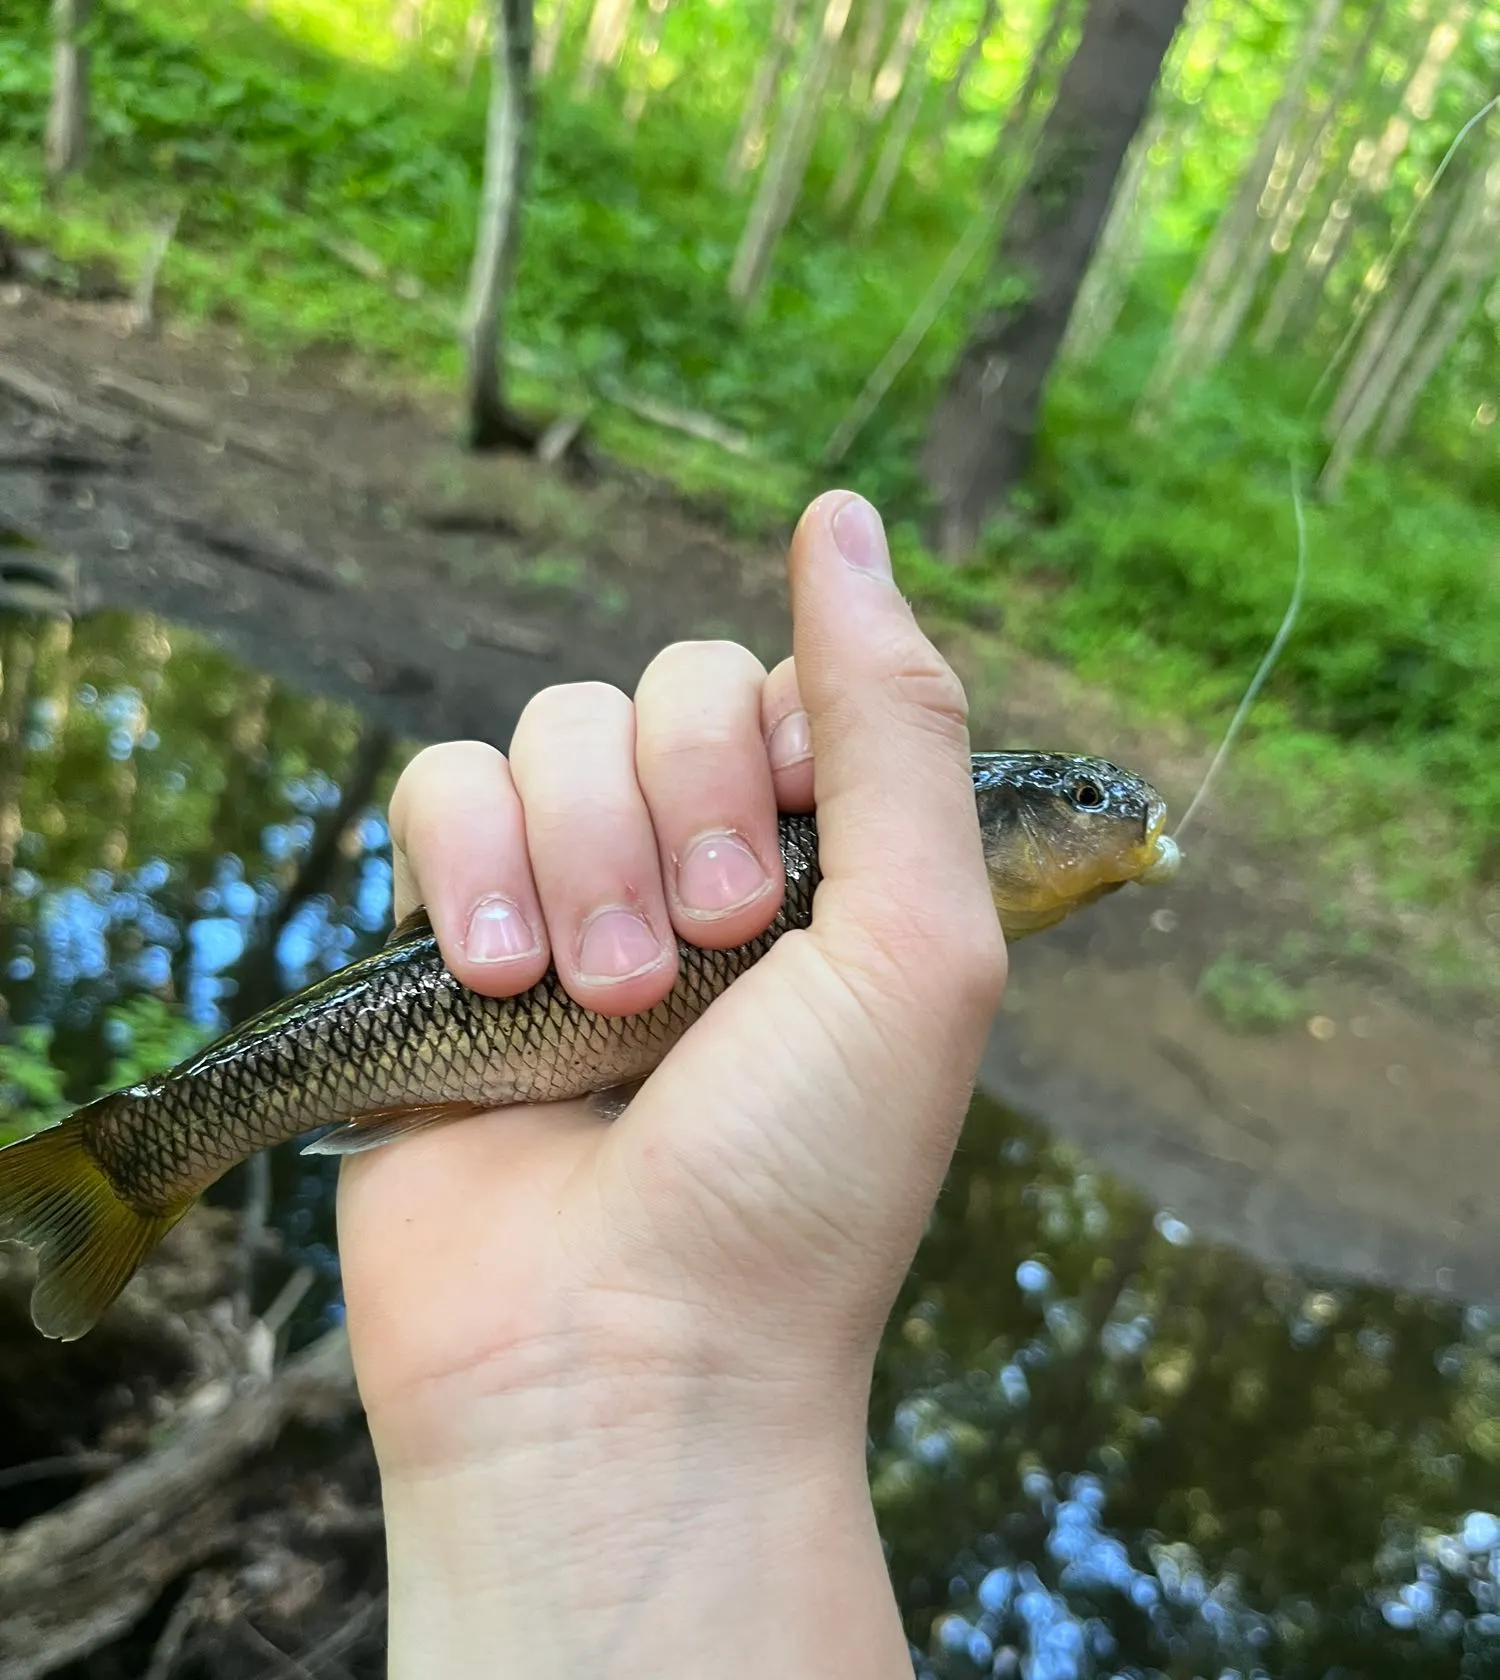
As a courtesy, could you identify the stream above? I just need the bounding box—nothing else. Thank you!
[0,606,1494,1678]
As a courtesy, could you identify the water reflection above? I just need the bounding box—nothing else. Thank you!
[880,1104,1499,1676]
[0,609,399,1117]
[0,607,1495,1675]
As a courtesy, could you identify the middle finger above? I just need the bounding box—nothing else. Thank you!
[508,681,677,1016]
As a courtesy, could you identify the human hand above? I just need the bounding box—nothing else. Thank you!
[337,491,1007,1678]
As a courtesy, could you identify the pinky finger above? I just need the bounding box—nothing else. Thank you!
[762,657,814,812]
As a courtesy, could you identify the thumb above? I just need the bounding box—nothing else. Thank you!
[790,490,1006,1031]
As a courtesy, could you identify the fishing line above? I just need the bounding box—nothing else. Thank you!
[1172,456,1307,841]
[1309,92,1500,413]
[1170,94,1497,844]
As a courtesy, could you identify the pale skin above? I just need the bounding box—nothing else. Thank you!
[336,491,1009,1678]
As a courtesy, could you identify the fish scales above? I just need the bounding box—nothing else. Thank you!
[0,752,1181,1340]
[85,814,824,1213]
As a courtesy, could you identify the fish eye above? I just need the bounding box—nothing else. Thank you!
[1070,778,1106,811]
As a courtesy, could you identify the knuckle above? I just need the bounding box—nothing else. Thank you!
[637,641,767,716]
[849,891,1007,1017]
[644,637,762,681]
[389,740,505,836]
[514,681,632,743]
[949,916,1009,1008]
[887,652,970,740]
[642,726,741,768]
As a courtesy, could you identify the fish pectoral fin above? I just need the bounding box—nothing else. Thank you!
[0,1114,192,1341]
[585,1079,646,1124]
[383,904,436,949]
[301,1099,483,1158]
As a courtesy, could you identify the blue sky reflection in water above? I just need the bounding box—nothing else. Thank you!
[0,607,1494,1678]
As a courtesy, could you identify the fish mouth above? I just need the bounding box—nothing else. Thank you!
[996,798,1179,936]
[1135,802,1181,886]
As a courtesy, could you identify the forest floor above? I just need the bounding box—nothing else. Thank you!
[1,280,1497,1308]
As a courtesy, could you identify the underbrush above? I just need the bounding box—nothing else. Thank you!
[2,0,1498,931]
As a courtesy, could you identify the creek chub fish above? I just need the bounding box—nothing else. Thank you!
[0,752,1179,1342]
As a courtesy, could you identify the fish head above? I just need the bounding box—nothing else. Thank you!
[972,752,1181,939]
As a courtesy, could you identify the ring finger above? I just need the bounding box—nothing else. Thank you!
[508,681,678,1016]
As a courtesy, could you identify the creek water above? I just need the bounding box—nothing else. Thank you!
[0,608,1494,1678]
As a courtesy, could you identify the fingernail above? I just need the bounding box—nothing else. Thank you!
[831,494,891,578]
[465,896,540,963]
[767,708,812,770]
[676,831,769,920]
[577,906,664,983]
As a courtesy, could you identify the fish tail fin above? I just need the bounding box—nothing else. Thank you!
[0,1117,190,1341]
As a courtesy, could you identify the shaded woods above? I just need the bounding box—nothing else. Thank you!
[0,0,1498,1675]
[8,0,1500,916]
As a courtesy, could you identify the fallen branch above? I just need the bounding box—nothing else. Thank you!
[593,377,756,456]
[90,369,292,469]
[285,242,751,464]
[0,359,142,448]
[141,1573,210,1680]
[0,1329,359,1680]
[0,1453,121,1496]
[315,232,425,302]
[170,517,337,594]
[468,615,559,659]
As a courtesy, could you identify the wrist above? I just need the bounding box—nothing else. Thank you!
[371,1355,910,1679]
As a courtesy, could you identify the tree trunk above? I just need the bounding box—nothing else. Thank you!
[1137,0,1345,414]
[1204,0,1388,364]
[459,3,491,86]
[1257,0,1390,262]
[534,0,572,75]
[938,0,1002,131]
[462,0,537,451]
[1252,102,1380,351]
[1321,147,1458,438]
[45,0,91,188]
[922,0,1188,557]
[623,0,672,124]
[726,0,808,186]
[1320,144,1498,492]
[1059,107,1163,365]
[1371,239,1492,456]
[853,10,935,228]
[1059,0,1225,367]
[845,0,894,110]
[574,0,634,96]
[827,0,928,212]
[1264,0,1466,352]
[392,0,426,41]
[985,0,1077,178]
[728,0,855,306]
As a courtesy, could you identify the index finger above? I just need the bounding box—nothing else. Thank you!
[387,741,551,998]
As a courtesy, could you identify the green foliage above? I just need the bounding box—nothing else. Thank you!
[1,0,1498,929]
[0,998,211,1147]
[1196,950,1307,1034]
[102,995,212,1090]
[0,1026,72,1142]
[984,348,1500,899]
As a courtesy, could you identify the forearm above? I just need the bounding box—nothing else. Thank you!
[375,1369,911,1679]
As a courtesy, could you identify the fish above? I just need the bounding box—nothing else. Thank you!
[0,751,1179,1342]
